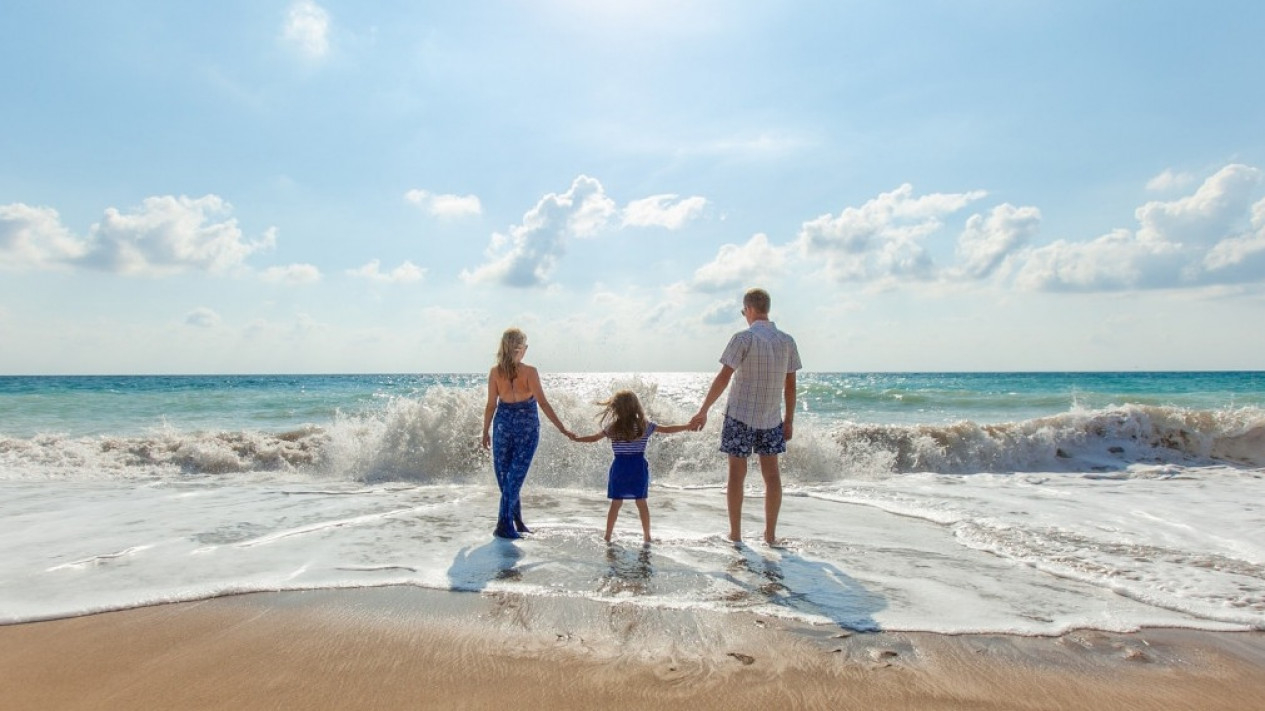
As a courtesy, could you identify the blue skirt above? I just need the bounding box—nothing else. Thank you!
[607,453,649,499]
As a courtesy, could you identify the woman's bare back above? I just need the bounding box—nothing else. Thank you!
[491,364,536,403]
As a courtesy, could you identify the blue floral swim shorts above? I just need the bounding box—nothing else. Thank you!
[720,415,786,457]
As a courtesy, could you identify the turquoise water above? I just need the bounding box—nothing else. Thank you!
[2,371,1261,437]
[798,371,1265,424]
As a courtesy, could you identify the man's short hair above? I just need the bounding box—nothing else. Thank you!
[743,288,771,314]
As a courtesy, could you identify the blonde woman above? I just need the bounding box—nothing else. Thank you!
[481,328,573,539]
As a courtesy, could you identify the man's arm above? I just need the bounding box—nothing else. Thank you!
[690,365,735,430]
[783,370,796,441]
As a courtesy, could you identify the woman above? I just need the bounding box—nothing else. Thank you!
[481,328,572,539]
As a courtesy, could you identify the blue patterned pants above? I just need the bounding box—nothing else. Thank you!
[492,398,540,538]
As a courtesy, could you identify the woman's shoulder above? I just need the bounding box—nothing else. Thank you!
[518,363,540,377]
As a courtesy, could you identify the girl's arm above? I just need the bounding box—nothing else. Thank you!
[571,431,606,443]
[526,366,573,438]
[481,368,498,449]
[652,423,694,435]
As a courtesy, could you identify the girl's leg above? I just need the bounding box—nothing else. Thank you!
[605,500,622,542]
[634,499,651,543]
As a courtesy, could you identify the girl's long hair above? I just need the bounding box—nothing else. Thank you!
[599,390,646,442]
[495,328,526,382]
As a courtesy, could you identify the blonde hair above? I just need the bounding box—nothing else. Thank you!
[599,390,647,442]
[495,328,526,382]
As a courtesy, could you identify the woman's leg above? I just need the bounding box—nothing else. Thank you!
[492,406,538,538]
[605,500,622,542]
[634,499,651,543]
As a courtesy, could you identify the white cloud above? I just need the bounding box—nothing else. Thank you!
[282,1,331,60]
[954,203,1042,279]
[1013,228,1185,292]
[701,299,739,326]
[78,195,275,276]
[690,233,786,292]
[1013,164,1265,291]
[1134,163,1261,247]
[2,196,279,277]
[462,175,616,288]
[0,203,88,269]
[347,259,426,284]
[1146,168,1196,192]
[184,307,221,328]
[404,189,482,219]
[1202,196,1265,273]
[622,194,707,229]
[797,183,987,283]
[261,263,322,285]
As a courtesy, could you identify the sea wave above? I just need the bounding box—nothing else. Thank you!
[2,385,1262,482]
[820,404,1265,476]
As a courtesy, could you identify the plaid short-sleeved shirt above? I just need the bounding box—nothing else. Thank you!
[720,320,802,429]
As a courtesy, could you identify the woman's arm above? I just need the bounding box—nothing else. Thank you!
[481,368,498,449]
[526,366,573,437]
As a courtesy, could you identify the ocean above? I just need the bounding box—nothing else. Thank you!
[1,372,1263,634]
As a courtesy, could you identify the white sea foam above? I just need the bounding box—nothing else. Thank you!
[1,468,1261,633]
[2,394,1262,482]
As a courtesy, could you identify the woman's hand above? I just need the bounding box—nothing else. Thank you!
[481,431,491,449]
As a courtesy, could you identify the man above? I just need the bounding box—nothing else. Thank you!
[690,288,802,545]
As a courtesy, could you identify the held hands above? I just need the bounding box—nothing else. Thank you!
[688,412,707,431]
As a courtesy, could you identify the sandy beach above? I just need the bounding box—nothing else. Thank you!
[2,587,1262,711]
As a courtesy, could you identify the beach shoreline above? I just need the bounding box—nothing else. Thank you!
[2,587,1262,710]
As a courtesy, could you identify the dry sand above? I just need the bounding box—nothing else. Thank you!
[2,587,1263,710]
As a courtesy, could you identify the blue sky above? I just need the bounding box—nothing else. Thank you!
[3,1,1264,374]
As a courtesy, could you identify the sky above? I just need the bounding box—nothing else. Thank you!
[3,1,1265,374]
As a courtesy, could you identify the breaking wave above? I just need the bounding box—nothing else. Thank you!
[2,384,1262,483]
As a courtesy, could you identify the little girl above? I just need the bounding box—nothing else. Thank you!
[570,390,692,544]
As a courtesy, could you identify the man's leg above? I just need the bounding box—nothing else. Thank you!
[758,454,782,544]
[727,455,748,541]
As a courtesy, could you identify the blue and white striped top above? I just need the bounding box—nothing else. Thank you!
[608,422,657,455]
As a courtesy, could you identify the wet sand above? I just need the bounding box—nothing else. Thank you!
[1,587,1263,710]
